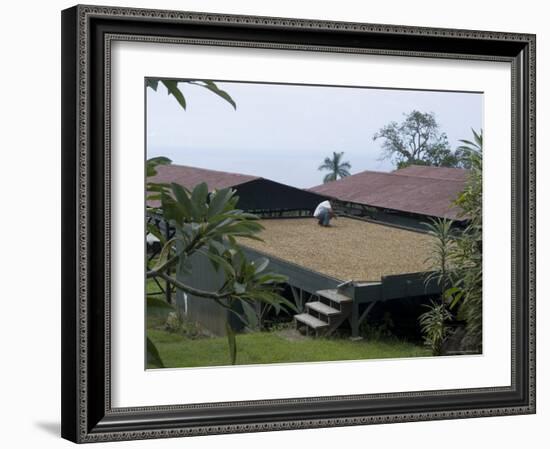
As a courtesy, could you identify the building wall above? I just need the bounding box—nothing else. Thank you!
[175,251,243,336]
[235,179,328,213]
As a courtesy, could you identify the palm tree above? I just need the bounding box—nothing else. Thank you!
[318,151,351,183]
[455,128,483,169]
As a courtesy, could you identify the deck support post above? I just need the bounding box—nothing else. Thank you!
[351,301,360,338]
[358,301,377,327]
[351,300,377,340]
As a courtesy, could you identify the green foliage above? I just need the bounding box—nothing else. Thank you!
[164,310,205,339]
[164,310,184,333]
[373,110,459,168]
[161,80,187,110]
[318,151,352,183]
[146,165,294,365]
[419,300,453,356]
[449,130,483,351]
[455,128,483,170]
[359,312,396,341]
[144,80,241,366]
[146,78,236,110]
[419,129,483,354]
[423,218,456,291]
[146,156,172,177]
[189,80,237,110]
[419,219,455,356]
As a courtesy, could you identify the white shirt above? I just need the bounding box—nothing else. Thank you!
[313,200,332,218]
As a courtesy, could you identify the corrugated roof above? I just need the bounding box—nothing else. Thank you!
[146,164,328,212]
[148,164,260,191]
[393,165,469,181]
[310,167,468,220]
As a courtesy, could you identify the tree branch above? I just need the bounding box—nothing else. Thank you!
[158,272,234,301]
[146,226,206,278]
[159,272,249,327]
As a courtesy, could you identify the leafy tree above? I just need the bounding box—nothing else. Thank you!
[147,163,294,365]
[373,110,458,168]
[419,129,483,354]
[318,151,352,183]
[454,128,483,169]
[145,80,294,366]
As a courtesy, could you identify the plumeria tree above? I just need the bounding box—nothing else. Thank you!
[146,81,294,366]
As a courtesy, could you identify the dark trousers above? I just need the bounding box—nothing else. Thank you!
[317,209,330,226]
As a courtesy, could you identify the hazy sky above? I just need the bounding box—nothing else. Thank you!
[146,81,482,188]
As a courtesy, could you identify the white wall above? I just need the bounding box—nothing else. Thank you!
[0,0,545,447]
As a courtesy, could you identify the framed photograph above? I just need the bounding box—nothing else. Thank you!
[61,4,536,443]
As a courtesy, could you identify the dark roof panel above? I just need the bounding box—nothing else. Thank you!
[310,168,469,220]
[147,164,328,212]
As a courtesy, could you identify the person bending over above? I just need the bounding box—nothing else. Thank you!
[313,200,336,227]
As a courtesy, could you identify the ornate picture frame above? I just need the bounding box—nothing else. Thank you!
[61,4,536,443]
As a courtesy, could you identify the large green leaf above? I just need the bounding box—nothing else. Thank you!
[171,183,195,219]
[252,257,269,275]
[146,78,159,91]
[253,273,288,286]
[162,80,187,110]
[162,206,183,225]
[198,80,237,110]
[160,193,185,224]
[201,249,236,277]
[207,188,234,218]
[191,182,209,218]
[208,240,227,255]
[239,300,259,330]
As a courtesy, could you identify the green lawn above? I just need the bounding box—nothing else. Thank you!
[147,327,431,368]
[146,270,430,368]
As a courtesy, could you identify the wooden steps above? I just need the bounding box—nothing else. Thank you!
[294,288,353,336]
[294,313,328,330]
[306,301,340,316]
[316,289,352,304]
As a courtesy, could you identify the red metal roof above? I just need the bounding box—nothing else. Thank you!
[147,164,260,208]
[310,167,469,220]
[148,164,260,191]
[393,165,469,181]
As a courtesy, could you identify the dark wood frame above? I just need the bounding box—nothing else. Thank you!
[61,4,536,443]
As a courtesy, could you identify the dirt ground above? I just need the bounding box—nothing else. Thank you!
[238,217,435,282]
